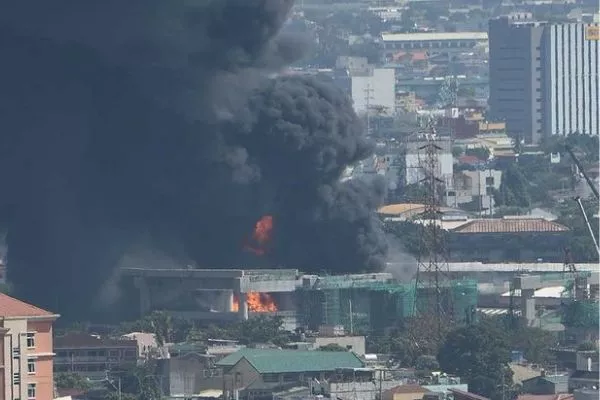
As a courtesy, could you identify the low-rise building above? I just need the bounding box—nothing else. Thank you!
[521,373,570,395]
[158,344,222,398]
[0,292,59,400]
[217,349,365,400]
[54,333,138,378]
[446,217,570,262]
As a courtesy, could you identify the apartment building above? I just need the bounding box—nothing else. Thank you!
[54,333,138,379]
[0,292,59,400]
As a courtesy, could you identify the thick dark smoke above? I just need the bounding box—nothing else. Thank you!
[0,0,387,318]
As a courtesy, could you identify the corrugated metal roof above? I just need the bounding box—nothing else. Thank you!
[452,218,569,233]
[382,32,488,42]
[216,349,365,373]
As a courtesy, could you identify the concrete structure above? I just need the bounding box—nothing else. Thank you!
[158,347,222,398]
[381,32,488,54]
[0,293,59,400]
[54,333,138,379]
[543,23,599,136]
[334,57,396,117]
[489,13,599,143]
[383,384,430,400]
[489,13,545,143]
[120,331,158,361]
[284,336,366,356]
[122,268,301,321]
[446,169,503,214]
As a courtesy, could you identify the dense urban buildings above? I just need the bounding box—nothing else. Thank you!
[489,13,599,143]
[0,293,59,400]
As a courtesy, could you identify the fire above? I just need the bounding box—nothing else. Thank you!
[232,292,278,313]
[244,215,273,256]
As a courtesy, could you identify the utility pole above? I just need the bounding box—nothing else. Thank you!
[364,84,374,135]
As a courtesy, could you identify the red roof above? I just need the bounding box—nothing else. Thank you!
[458,155,484,165]
[452,218,569,234]
[449,389,490,400]
[411,51,428,61]
[0,293,56,318]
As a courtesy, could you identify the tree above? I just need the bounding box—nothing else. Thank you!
[494,164,531,208]
[55,372,92,391]
[577,341,599,351]
[465,147,490,161]
[438,323,512,399]
[452,146,464,158]
[319,343,348,352]
[415,355,440,371]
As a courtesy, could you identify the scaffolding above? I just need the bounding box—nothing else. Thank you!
[298,277,477,334]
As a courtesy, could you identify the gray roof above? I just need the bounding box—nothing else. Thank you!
[216,348,364,374]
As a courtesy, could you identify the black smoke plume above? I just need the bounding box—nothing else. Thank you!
[0,0,387,318]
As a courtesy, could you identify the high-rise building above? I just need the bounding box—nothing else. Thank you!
[489,14,599,143]
[544,24,599,137]
[489,13,546,144]
[0,293,59,400]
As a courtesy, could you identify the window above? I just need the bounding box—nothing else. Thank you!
[263,373,279,383]
[26,333,35,348]
[27,383,36,399]
[27,358,36,374]
[13,373,20,385]
[485,177,495,185]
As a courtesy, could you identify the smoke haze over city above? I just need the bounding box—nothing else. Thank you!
[0,0,387,317]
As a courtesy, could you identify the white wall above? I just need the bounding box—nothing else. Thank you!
[351,68,396,116]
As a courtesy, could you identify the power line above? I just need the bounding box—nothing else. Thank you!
[413,120,453,337]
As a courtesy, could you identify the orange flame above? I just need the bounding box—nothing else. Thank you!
[232,292,278,313]
[244,215,273,256]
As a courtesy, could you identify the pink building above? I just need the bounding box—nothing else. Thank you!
[0,293,59,400]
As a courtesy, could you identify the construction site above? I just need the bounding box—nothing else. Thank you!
[121,126,599,338]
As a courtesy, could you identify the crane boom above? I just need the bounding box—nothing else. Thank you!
[565,145,599,200]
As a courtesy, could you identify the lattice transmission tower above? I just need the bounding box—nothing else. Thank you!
[413,120,453,336]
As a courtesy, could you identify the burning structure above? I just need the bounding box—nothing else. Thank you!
[0,0,388,319]
[122,268,478,333]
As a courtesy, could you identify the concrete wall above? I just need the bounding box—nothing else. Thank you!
[223,358,261,399]
[160,355,222,396]
[0,317,55,400]
[351,68,396,116]
[405,138,453,185]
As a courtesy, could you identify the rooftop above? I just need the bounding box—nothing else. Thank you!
[522,374,570,385]
[216,348,364,374]
[449,388,490,400]
[452,218,569,233]
[55,333,138,349]
[517,395,574,400]
[382,32,488,42]
[0,293,57,319]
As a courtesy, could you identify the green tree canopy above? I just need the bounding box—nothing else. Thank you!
[319,343,348,352]
[494,163,531,208]
[437,322,512,399]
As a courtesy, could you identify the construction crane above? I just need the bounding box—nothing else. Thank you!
[565,145,599,200]
[564,145,600,257]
